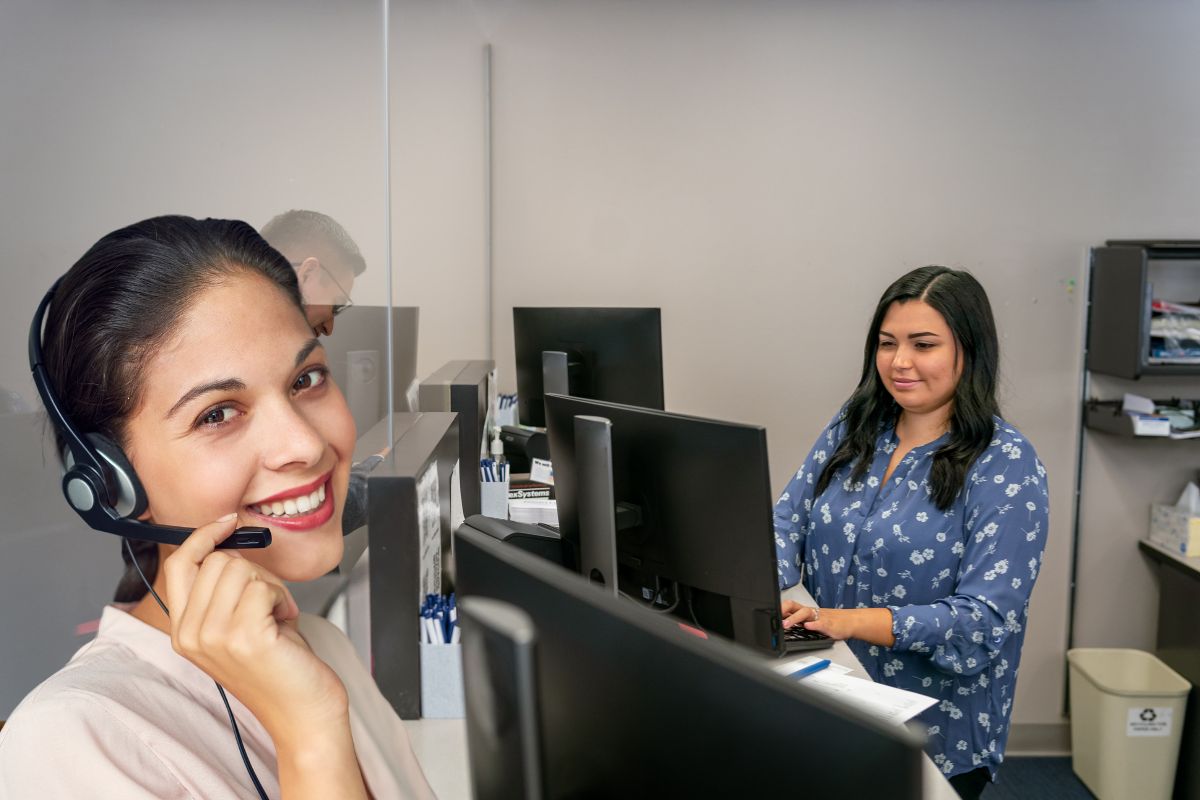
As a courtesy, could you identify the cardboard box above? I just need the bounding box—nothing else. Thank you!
[1150,504,1200,556]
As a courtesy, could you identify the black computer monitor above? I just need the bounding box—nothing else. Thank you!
[544,393,792,657]
[418,359,495,518]
[322,305,420,435]
[455,523,924,799]
[512,307,664,428]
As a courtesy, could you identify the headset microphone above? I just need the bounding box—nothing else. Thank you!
[28,279,270,550]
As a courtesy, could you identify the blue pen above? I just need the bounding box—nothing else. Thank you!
[788,658,831,680]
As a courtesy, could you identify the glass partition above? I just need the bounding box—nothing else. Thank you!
[0,0,390,717]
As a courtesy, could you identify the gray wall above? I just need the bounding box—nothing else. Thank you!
[429,0,1200,739]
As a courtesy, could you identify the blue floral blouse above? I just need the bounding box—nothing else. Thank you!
[774,409,1048,780]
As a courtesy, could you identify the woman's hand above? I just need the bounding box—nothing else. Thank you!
[162,514,349,744]
[781,600,896,647]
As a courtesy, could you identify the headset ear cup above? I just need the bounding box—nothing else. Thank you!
[85,433,148,519]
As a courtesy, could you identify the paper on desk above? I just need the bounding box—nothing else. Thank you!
[771,655,851,677]
[508,497,558,526]
[779,658,937,726]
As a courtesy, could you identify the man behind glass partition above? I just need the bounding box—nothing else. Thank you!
[261,209,365,336]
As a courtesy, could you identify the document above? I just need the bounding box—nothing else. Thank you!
[774,656,937,726]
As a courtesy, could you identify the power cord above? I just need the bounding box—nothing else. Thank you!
[125,538,270,800]
[685,586,705,631]
[617,578,681,614]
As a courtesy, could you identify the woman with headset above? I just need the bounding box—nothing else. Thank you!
[0,216,434,798]
[774,267,1049,799]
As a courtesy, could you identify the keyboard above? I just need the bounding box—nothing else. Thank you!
[783,624,833,652]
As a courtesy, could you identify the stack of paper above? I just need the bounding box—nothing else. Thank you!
[508,498,558,527]
[1122,393,1171,436]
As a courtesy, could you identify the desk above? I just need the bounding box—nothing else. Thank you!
[779,585,959,800]
[402,584,958,800]
[1139,539,1200,800]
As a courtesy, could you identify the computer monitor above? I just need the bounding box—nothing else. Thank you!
[419,359,495,518]
[455,523,924,799]
[457,596,543,800]
[513,307,664,428]
[544,393,791,657]
[322,305,420,435]
[339,412,461,719]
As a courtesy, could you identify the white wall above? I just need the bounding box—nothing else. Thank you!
[390,1,490,378]
[448,0,1200,736]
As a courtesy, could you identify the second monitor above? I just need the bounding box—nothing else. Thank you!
[544,393,831,657]
[513,307,664,428]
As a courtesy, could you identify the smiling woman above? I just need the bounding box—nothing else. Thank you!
[0,217,434,800]
[774,266,1049,800]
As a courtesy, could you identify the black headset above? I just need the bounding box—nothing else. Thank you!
[28,278,270,550]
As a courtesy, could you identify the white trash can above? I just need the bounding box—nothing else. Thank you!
[1067,648,1191,800]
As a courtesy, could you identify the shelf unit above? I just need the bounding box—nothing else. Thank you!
[1087,240,1200,379]
[1073,240,1200,798]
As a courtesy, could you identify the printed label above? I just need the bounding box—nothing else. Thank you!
[416,461,442,600]
[1127,707,1173,737]
[530,458,555,485]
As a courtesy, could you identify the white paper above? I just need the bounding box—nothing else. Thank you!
[790,668,938,726]
[416,461,441,600]
[530,457,555,486]
[508,497,559,526]
[770,655,852,677]
[1122,392,1158,416]
[1176,482,1200,513]
[450,460,464,535]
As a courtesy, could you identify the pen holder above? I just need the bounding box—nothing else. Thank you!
[419,641,464,718]
[480,478,510,519]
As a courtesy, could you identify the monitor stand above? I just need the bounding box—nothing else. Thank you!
[573,415,620,596]
[459,597,544,800]
[542,350,571,397]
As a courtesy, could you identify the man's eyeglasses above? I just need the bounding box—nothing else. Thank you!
[291,260,354,317]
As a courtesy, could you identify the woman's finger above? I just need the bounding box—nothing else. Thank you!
[162,513,240,621]
[782,605,818,629]
[173,551,237,651]
[195,557,261,647]
[228,579,293,653]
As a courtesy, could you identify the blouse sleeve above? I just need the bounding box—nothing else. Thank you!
[775,409,847,590]
[887,433,1049,677]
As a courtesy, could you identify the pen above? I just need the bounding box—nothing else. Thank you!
[788,658,831,680]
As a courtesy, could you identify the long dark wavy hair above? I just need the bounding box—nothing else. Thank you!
[813,266,1000,511]
[40,216,302,602]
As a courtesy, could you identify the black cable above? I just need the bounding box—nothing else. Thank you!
[617,578,681,614]
[124,538,271,800]
[685,585,704,631]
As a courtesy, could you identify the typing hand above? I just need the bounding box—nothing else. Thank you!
[782,600,895,645]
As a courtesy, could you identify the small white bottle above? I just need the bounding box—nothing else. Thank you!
[491,428,506,466]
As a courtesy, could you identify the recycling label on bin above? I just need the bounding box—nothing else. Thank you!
[1127,707,1173,737]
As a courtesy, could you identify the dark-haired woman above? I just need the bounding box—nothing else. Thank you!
[774,266,1048,800]
[0,217,433,798]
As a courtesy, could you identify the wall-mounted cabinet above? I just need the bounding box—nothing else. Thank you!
[1087,241,1200,379]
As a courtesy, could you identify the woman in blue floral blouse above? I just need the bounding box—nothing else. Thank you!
[773,266,1048,799]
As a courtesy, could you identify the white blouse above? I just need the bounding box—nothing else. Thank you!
[0,605,436,799]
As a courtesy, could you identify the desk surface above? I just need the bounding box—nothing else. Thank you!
[402,584,958,800]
